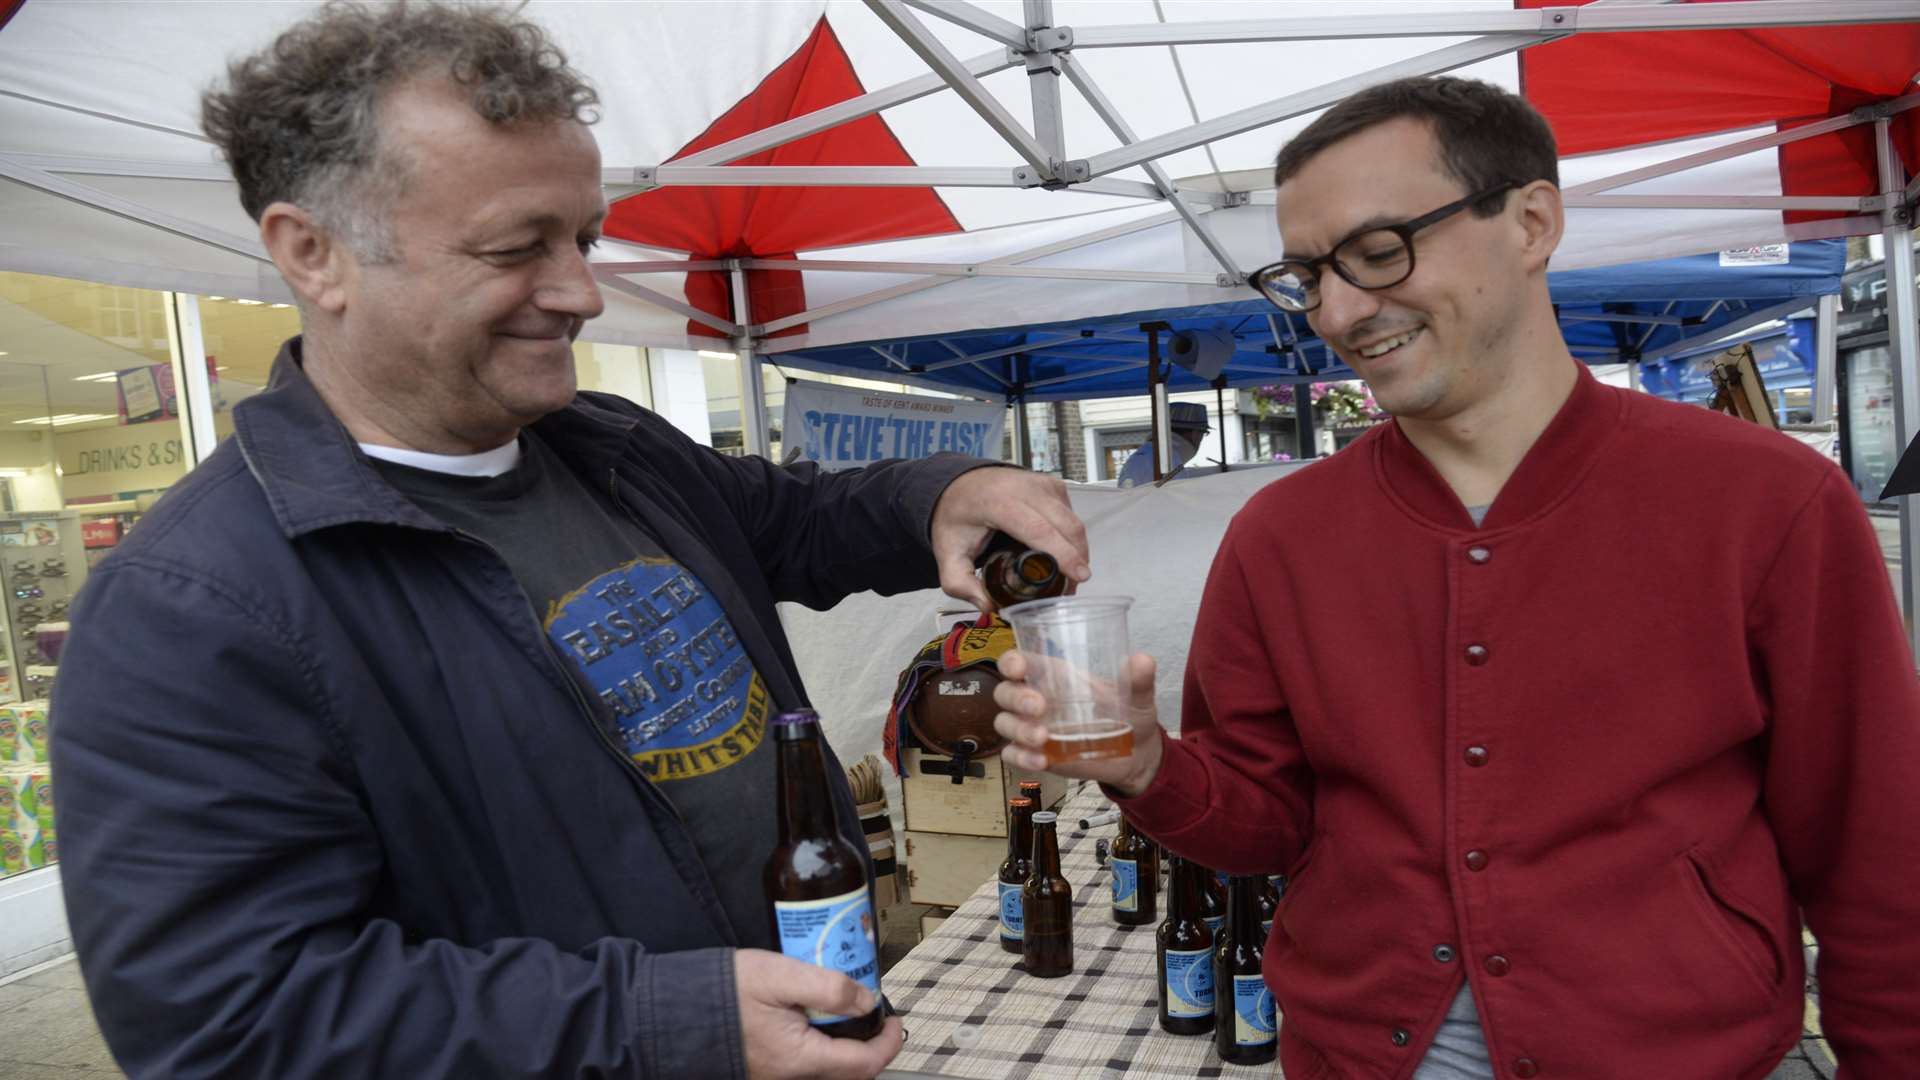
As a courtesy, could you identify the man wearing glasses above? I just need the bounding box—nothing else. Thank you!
[995,77,1920,1078]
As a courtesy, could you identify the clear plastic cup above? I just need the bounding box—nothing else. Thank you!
[1000,596,1135,765]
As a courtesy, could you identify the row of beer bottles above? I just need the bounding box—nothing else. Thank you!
[1160,856,1278,1064]
[1000,783,1074,978]
[1111,817,1279,936]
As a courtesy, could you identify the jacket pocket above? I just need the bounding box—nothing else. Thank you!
[1679,848,1783,1002]
[1275,833,1327,926]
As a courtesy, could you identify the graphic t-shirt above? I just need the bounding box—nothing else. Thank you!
[370,431,777,947]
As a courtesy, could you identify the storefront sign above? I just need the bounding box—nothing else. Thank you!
[55,419,188,501]
[780,381,1004,471]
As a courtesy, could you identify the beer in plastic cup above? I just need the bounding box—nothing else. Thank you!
[1001,596,1135,765]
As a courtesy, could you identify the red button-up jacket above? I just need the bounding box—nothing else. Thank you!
[1119,365,1920,1079]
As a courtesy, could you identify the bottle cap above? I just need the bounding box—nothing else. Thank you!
[1008,797,1034,808]
[771,710,819,725]
[1032,811,1058,825]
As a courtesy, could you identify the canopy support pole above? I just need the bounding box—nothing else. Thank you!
[1213,377,1229,474]
[1874,119,1920,662]
[730,260,768,458]
[1814,292,1839,426]
[1143,321,1171,482]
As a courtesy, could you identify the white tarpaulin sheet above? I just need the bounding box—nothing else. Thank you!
[781,458,1310,815]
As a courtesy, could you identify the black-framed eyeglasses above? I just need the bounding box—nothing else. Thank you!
[1251,182,1517,314]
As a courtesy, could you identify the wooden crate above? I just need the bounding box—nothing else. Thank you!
[901,748,1068,838]
[919,907,954,940]
[902,830,1006,908]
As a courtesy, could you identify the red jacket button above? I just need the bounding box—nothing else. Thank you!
[1464,746,1489,767]
[1467,546,1491,564]
[1514,1058,1539,1078]
[1464,850,1489,872]
[1465,644,1490,666]
[1485,954,1510,976]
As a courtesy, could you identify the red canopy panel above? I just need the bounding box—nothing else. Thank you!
[605,18,963,339]
[1518,0,1919,226]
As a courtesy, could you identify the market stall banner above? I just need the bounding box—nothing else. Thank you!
[781,380,1003,471]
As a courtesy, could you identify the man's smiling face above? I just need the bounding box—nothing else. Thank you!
[1275,117,1529,424]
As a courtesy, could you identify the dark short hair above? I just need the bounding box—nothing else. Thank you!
[1273,76,1558,217]
[202,1,599,260]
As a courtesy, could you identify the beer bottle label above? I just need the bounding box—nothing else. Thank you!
[1203,914,1224,936]
[998,881,1024,940]
[1234,974,1277,1046]
[1111,858,1139,912]
[773,885,881,1024]
[1162,947,1214,1017]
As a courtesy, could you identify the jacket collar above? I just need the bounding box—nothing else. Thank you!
[1373,360,1625,532]
[232,337,642,539]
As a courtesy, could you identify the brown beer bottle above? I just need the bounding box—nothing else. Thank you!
[1198,866,1226,939]
[1214,875,1277,1064]
[980,539,1068,612]
[1110,816,1158,925]
[764,710,884,1039]
[1157,855,1216,1034]
[1018,779,1045,812]
[1259,875,1281,938]
[1021,811,1074,977]
[998,797,1037,954]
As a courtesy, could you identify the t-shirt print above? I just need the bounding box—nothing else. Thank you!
[545,554,770,781]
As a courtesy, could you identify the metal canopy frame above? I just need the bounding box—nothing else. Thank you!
[588,0,1920,354]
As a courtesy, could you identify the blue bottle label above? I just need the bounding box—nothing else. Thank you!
[1111,858,1139,912]
[999,881,1024,940]
[774,884,880,1025]
[1163,946,1215,1017]
[1204,914,1224,936]
[1234,974,1277,1046]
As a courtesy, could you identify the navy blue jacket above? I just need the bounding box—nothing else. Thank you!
[51,340,986,1078]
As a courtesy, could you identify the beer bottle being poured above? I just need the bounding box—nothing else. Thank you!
[977,531,1069,612]
[1110,816,1158,926]
[1158,855,1216,1035]
[1021,811,1074,978]
[1214,875,1277,1064]
[763,710,883,1039]
[998,797,1037,954]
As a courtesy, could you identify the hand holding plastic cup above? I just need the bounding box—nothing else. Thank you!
[1000,596,1136,764]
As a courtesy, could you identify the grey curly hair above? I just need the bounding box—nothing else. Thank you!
[202,1,600,263]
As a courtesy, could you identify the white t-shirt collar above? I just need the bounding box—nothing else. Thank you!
[359,437,522,478]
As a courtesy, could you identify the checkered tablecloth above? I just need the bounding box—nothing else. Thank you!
[880,782,1284,1079]
[879,783,1841,1080]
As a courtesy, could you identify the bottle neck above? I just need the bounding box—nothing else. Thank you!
[1171,857,1205,918]
[1230,876,1260,938]
[1031,821,1061,877]
[1007,805,1034,862]
[986,549,1061,605]
[774,721,838,841]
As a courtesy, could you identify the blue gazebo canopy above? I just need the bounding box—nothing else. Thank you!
[770,240,1845,403]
